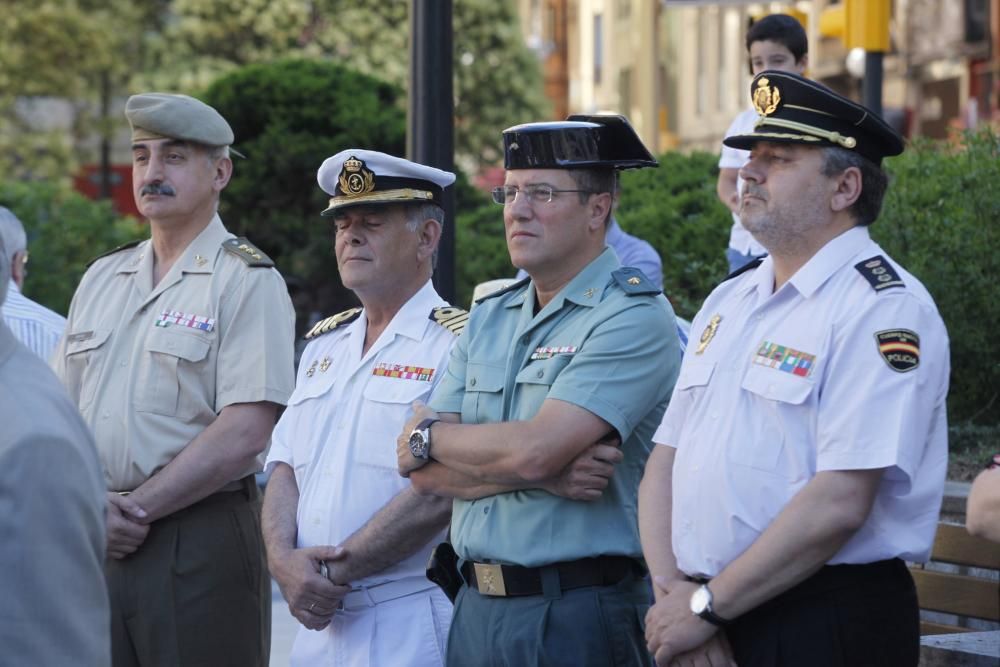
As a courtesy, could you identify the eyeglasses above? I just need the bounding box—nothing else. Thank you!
[490,185,593,205]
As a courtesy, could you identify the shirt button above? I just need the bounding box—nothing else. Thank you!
[120,361,127,367]
[536,370,544,379]
[470,378,477,387]
[102,412,110,420]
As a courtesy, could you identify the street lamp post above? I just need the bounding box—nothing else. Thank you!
[408,0,456,303]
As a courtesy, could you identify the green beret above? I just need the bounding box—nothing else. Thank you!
[125,93,234,148]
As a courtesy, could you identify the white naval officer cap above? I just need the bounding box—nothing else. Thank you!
[317,150,456,216]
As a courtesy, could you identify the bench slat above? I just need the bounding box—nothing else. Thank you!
[911,569,1000,621]
[919,621,975,635]
[931,523,1000,569]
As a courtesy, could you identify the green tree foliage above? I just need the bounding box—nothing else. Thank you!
[145,0,546,169]
[0,0,164,181]
[616,152,732,319]
[875,130,1000,425]
[0,181,145,315]
[199,59,406,320]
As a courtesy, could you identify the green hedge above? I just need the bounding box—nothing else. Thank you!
[0,181,144,315]
[455,132,998,427]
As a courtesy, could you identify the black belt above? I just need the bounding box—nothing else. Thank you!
[460,556,643,597]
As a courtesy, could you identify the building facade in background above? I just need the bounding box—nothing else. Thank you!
[516,0,998,153]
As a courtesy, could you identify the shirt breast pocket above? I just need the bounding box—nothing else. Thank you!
[135,328,212,418]
[514,354,572,404]
[63,328,113,411]
[461,362,505,424]
[736,366,815,473]
[356,378,433,470]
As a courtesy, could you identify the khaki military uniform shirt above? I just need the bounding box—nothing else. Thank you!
[52,215,295,491]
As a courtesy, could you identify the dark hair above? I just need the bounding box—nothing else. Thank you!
[567,168,616,205]
[746,14,808,62]
[820,147,889,226]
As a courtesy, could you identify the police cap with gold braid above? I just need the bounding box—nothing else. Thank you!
[317,150,456,216]
[723,71,904,165]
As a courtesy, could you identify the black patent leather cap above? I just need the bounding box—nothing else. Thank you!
[503,114,658,170]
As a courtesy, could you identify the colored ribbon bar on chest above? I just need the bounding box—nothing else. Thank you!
[753,341,816,377]
[372,363,435,381]
[154,310,216,332]
[530,345,577,360]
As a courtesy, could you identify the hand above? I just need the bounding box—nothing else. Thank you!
[396,401,439,478]
[545,438,623,501]
[106,493,149,559]
[645,578,718,666]
[270,545,352,631]
[664,633,736,667]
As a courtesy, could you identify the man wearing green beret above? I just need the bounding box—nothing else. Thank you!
[52,92,296,666]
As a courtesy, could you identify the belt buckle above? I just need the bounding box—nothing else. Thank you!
[473,563,507,596]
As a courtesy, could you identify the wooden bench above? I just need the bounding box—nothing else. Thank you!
[910,522,1000,635]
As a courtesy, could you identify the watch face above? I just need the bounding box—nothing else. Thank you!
[690,586,710,614]
[409,431,427,457]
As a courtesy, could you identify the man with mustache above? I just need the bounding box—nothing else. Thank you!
[52,92,296,666]
[640,72,949,667]
[397,116,681,666]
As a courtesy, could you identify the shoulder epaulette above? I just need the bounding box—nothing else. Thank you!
[304,307,362,340]
[611,267,661,296]
[429,306,469,336]
[86,240,143,268]
[222,237,274,267]
[474,277,530,305]
[854,255,905,292]
[722,256,764,283]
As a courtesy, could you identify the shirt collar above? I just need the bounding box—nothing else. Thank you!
[7,279,20,294]
[116,215,229,276]
[384,279,447,342]
[540,247,620,313]
[786,226,871,298]
[349,279,446,345]
[745,226,871,300]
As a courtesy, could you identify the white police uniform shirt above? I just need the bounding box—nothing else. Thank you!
[265,279,456,667]
[2,281,66,361]
[655,226,949,577]
[720,108,767,257]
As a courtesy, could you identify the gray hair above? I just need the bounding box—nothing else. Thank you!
[206,144,231,162]
[820,147,889,226]
[0,206,27,261]
[402,203,445,269]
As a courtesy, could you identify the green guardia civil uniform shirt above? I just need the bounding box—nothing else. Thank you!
[431,248,681,567]
[52,215,296,491]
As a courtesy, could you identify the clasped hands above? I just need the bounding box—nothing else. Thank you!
[645,578,736,667]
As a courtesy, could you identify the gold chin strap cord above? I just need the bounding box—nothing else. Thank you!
[755,116,858,149]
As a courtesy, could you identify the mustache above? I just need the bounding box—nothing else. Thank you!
[742,185,767,201]
[140,182,176,197]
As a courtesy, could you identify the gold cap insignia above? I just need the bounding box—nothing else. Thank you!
[752,77,782,116]
[338,155,376,198]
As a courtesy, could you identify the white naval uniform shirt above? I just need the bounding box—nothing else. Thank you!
[655,226,950,578]
[267,279,457,583]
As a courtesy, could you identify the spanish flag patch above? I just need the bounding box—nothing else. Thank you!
[875,329,920,372]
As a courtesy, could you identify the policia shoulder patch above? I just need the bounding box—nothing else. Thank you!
[875,329,920,372]
[222,237,274,267]
[304,307,363,340]
[855,256,904,292]
[430,306,469,336]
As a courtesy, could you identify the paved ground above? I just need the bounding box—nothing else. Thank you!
[270,580,298,667]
